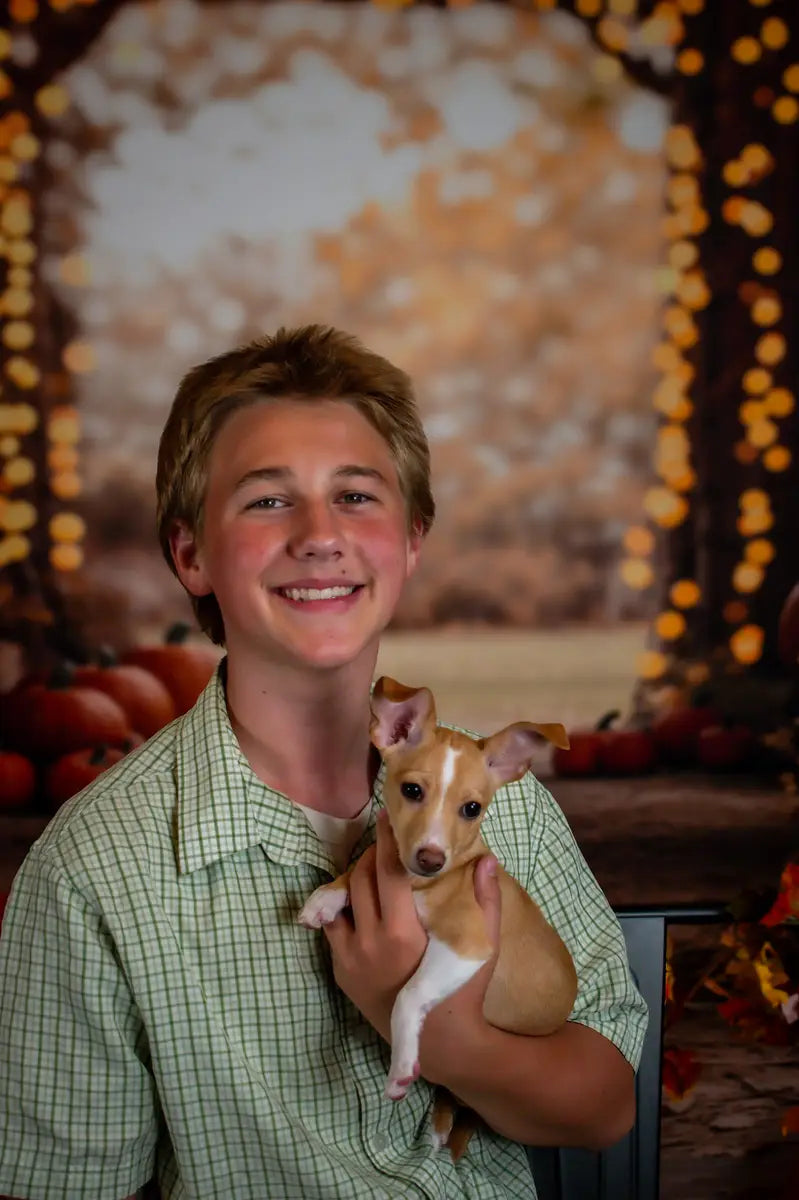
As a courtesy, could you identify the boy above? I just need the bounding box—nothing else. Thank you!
[0,325,647,1199]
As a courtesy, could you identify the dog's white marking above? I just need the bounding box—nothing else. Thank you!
[440,746,459,793]
[386,933,488,1100]
[423,746,460,849]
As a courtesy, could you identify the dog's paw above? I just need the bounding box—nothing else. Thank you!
[385,1060,420,1102]
[297,886,348,929]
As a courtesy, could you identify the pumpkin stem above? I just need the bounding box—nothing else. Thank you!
[49,662,77,690]
[596,710,621,732]
[165,622,192,645]
[96,645,119,669]
[89,745,108,765]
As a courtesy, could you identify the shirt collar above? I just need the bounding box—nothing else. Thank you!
[174,665,384,876]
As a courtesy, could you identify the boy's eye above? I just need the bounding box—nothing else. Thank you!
[400,782,424,802]
[246,496,286,510]
[339,491,373,505]
[459,801,482,821]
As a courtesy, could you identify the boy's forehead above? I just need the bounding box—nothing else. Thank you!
[206,396,400,484]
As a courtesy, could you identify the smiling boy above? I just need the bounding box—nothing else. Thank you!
[0,325,647,1199]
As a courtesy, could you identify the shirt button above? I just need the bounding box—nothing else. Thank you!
[374,1132,388,1150]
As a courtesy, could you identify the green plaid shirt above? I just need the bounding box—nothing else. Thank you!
[0,669,647,1200]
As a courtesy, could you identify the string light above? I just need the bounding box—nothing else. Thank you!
[655,610,687,640]
[730,624,764,666]
[760,17,789,51]
[623,526,656,556]
[636,650,669,680]
[752,246,781,274]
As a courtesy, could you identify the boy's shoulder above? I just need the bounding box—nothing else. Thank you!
[32,717,182,877]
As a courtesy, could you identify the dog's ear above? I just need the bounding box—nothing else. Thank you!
[481,721,569,786]
[370,676,437,753]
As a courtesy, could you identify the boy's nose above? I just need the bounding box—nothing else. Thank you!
[415,846,445,875]
[289,505,343,559]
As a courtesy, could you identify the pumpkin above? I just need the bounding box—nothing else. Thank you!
[45,744,126,810]
[551,712,618,777]
[6,667,133,759]
[121,623,219,715]
[650,705,721,765]
[696,723,755,771]
[0,750,36,809]
[74,651,176,738]
[551,731,604,777]
[599,727,658,776]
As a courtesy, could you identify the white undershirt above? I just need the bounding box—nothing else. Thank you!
[296,798,372,873]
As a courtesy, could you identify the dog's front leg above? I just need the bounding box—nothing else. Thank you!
[386,936,488,1101]
[297,867,353,928]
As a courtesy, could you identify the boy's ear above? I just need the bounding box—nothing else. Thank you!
[169,521,212,597]
[405,520,424,577]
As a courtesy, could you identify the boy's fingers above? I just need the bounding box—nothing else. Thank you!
[374,809,416,922]
[348,844,381,932]
[473,854,502,948]
[322,910,352,952]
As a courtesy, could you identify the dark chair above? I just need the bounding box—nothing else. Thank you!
[526,903,728,1200]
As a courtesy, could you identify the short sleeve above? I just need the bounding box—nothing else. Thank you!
[0,844,158,1200]
[523,779,649,1071]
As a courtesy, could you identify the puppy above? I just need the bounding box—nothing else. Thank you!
[298,677,577,1152]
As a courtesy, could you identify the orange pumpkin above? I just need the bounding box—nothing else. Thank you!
[121,623,219,715]
[6,668,133,759]
[552,711,618,777]
[0,750,36,809]
[651,705,721,765]
[45,744,126,809]
[74,655,176,738]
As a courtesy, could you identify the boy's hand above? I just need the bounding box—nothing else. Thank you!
[323,810,428,1041]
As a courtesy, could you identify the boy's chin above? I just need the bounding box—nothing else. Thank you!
[289,636,379,673]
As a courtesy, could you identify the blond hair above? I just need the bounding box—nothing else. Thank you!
[156,324,434,644]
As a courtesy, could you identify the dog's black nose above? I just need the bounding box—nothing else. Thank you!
[415,846,445,875]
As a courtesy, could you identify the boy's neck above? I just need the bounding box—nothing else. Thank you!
[223,652,379,818]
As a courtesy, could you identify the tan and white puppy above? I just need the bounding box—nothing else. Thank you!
[298,677,578,1120]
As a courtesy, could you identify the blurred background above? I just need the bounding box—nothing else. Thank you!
[29,0,670,726]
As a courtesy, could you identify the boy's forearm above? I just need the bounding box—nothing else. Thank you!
[419,1018,636,1149]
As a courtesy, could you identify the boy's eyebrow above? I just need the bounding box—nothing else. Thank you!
[233,464,389,490]
[335,465,390,484]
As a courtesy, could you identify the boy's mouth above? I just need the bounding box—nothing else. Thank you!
[275,584,363,602]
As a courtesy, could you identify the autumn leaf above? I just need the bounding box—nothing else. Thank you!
[717,996,791,1045]
[751,941,791,1008]
[780,1106,799,1137]
[662,1046,701,1102]
[761,861,799,927]
[717,996,758,1025]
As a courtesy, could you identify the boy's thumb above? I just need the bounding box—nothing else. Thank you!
[474,854,501,941]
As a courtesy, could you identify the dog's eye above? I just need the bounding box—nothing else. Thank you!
[459,801,482,820]
[400,782,424,802]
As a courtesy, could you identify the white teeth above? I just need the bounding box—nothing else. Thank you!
[282,586,357,601]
